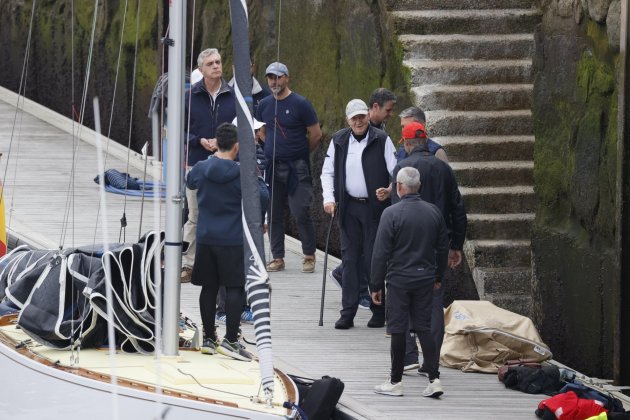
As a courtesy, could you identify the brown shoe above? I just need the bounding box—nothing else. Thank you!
[302,256,315,273]
[266,259,285,272]
[181,267,192,283]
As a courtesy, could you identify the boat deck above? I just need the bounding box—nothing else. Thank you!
[0,86,557,419]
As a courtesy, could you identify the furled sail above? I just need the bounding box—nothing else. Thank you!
[229,0,275,399]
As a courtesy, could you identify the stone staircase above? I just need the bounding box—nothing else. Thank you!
[387,0,540,315]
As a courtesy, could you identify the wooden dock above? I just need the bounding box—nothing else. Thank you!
[0,86,549,419]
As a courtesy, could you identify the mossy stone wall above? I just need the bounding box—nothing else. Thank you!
[0,0,411,257]
[532,0,619,377]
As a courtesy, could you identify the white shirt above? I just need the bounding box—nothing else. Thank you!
[321,131,397,204]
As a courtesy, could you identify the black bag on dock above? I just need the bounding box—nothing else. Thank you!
[290,375,345,420]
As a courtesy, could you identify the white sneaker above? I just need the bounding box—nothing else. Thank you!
[422,378,443,398]
[403,362,420,372]
[373,379,403,396]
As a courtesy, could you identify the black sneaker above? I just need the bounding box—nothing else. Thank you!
[201,337,217,355]
[217,339,253,362]
[328,269,342,289]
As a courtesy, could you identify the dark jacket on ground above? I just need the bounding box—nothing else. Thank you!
[392,145,467,250]
[185,79,236,166]
[186,156,268,246]
[371,193,449,292]
[331,125,392,223]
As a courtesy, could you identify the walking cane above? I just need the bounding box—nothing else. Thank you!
[318,210,335,326]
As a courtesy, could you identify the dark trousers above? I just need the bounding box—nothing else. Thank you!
[339,200,384,320]
[332,261,369,298]
[194,244,246,343]
[405,283,445,366]
[387,283,439,382]
[268,160,316,258]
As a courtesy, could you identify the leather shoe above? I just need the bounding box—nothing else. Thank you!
[334,318,354,329]
[367,315,385,328]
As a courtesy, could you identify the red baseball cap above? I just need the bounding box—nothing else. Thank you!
[400,122,427,143]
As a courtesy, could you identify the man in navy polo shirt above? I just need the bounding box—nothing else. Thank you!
[256,62,322,273]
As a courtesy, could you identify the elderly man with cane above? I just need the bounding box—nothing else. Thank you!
[371,167,449,398]
[321,98,397,330]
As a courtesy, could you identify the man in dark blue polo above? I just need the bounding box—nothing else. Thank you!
[256,62,322,274]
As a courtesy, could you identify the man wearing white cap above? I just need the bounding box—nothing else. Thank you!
[256,62,322,273]
[320,99,397,329]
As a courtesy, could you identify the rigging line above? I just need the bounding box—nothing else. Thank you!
[70,0,76,254]
[175,368,254,400]
[92,97,121,420]
[119,0,144,243]
[87,0,130,246]
[2,0,37,231]
[267,0,282,264]
[59,0,100,249]
[184,0,197,182]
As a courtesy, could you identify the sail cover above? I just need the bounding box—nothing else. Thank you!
[0,232,163,352]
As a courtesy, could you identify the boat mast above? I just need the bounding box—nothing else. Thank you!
[163,0,186,356]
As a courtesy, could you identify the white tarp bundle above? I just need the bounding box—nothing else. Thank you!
[440,300,553,373]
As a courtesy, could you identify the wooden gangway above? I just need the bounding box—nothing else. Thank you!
[0,86,561,419]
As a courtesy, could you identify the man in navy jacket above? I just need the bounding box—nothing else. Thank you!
[181,48,236,282]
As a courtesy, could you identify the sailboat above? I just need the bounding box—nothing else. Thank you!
[0,1,299,418]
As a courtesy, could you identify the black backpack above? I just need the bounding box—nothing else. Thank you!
[288,375,345,420]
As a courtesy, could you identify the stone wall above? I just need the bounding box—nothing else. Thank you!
[0,0,413,258]
[532,0,620,377]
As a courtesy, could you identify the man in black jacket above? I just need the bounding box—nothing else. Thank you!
[321,99,397,329]
[371,167,449,398]
[393,121,467,374]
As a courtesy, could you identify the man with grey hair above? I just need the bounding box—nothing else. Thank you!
[398,106,448,163]
[181,48,236,282]
[371,166,449,398]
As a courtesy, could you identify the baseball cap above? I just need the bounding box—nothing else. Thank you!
[345,99,369,119]
[400,122,427,143]
[232,117,266,130]
[265,62,289,77]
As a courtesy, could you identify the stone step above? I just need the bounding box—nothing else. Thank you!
[405,59,532,85]
[387,0,535,11]
[425,109,532,136]
[391,9,541,35]
[464,239,531,268]
[466,213,534,240]
[482,293,532,316]
[472,266,532,296]
[451,160,533,187]
[412,84,533,111]
[400,34,534,60]
[459,185,535,213]
[434,135,534,162]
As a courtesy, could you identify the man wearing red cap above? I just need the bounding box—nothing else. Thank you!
[394,121,467,376]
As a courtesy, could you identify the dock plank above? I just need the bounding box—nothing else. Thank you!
[1,89,543,419]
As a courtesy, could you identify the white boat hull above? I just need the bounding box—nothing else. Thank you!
[0,321,296,419]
